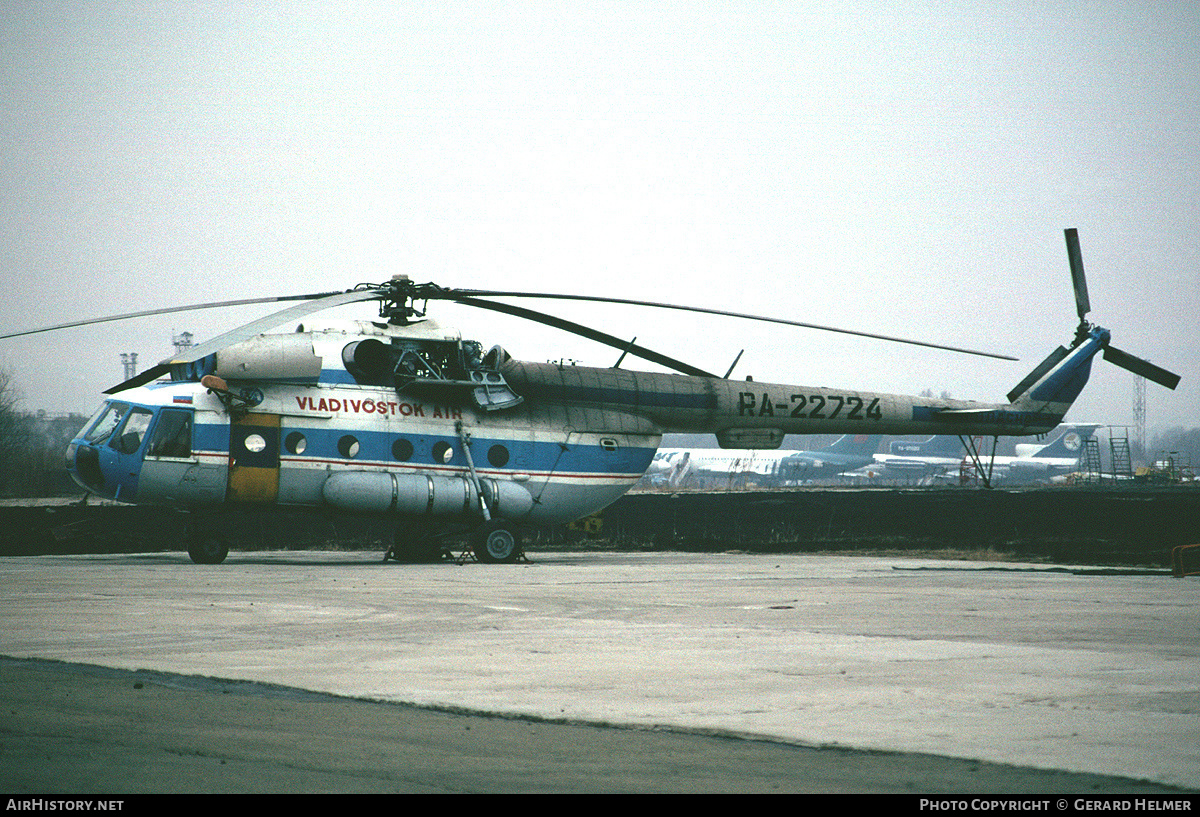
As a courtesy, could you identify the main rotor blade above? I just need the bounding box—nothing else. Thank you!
[0,291,345,341]
[449,295,718,378]
[103,364,174,394]
[103,288,384,394]
[162,289,382,365]
[1103,345,1180,390]
[446,289,1018,361]
[1064,228,1091,322]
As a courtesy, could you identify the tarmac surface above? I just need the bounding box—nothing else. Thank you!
[2,549,1197,794]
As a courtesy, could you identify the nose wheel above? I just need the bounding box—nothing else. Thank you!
[183,515,230,564]
[187,535,229,565]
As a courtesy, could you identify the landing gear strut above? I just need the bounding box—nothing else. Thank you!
[456,419,523,564]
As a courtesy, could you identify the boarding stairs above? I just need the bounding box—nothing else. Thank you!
[1080,438,1103,483]
[1108,427,1133,480]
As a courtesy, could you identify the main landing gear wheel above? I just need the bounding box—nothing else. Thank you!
[187,536,229,565]
[473,520,521,564]
[385,527,445,563]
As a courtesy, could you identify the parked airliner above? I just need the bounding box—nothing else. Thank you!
[860,424,1102,484]
[641,434,882,489]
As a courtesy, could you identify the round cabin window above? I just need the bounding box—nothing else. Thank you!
[285,432,307,455]
[338,435,360,458]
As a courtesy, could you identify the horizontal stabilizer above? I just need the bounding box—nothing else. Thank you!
[918,406,1064,430]
[929,408,998,417]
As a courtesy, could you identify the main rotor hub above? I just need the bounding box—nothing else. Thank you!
[371,276,449,325]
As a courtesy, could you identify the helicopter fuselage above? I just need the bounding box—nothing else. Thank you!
[27,231,1176,563]
[63,319,1099,535]
[68,379,662,526]
[64,317,1100,535]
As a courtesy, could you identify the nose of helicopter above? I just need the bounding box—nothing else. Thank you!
[66,441,109,497]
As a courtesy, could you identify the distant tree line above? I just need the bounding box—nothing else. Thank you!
[0,371,89,498]
[0,411,89,497]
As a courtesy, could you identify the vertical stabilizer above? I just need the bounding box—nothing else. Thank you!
[1006,328,1108,413]
[1015,424,1102,459]
[825,434,882,456]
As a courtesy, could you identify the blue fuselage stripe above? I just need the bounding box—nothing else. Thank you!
[194,422,656,476]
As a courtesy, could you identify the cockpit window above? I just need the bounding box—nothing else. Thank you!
[146,409,193,459]
[111,407,154,454]
[83,402,130,444]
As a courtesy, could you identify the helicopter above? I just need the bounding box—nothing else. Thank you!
[3,229,1180,564]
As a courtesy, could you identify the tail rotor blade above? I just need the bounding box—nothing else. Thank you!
[1103,345,1180,390]
[1059,228,1178,390]
[1064,228,1091,322]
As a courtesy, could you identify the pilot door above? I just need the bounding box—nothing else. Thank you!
[228,413,281,504]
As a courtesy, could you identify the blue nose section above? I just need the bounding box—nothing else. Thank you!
[67,439,142,501]
[68,444,106,494]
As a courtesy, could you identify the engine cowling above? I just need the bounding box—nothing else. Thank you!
[213,334,323,381]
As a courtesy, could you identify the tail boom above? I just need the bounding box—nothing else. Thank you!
[507,326,1111,445]
[918,328,1107,436]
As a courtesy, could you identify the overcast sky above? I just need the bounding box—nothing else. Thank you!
[1,1,1197,438]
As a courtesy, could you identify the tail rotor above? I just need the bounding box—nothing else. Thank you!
[1062,228,1179,390]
